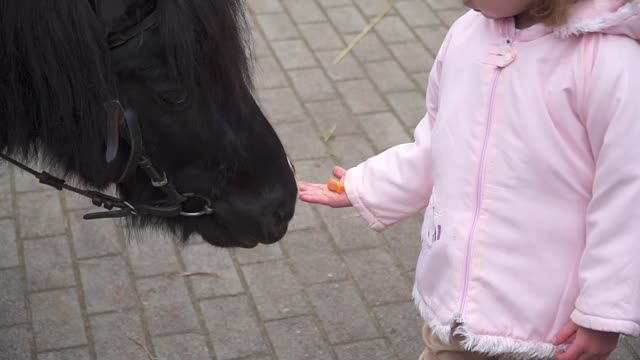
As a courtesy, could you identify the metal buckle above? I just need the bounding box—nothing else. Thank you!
[151,172,169,187]
[179,193,214,217]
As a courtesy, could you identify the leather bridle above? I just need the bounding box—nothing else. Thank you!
[0,1,215,221]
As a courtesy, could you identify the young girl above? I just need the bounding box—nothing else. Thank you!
[298,0,640,359]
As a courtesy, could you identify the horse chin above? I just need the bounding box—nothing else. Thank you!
[185,218,263,249]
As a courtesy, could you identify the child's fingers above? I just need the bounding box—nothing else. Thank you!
[554,321,579,345]
[299,193,329,205]
[333,166,347,179]
[297,181,324,192]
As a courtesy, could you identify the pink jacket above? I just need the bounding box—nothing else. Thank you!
[343,1,640,358]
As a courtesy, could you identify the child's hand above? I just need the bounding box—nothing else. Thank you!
[554,320,620,360]
[297,166,352,208]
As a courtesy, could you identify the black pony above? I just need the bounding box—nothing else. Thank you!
[0,0,298,248]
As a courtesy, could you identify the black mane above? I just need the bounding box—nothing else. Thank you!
[0,0,254,185]
[158,0,254,96]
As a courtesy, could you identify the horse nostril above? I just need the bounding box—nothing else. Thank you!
[273,209,287,224]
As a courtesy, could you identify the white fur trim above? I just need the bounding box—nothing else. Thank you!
[554,0,640,37]
[412,284,567,360]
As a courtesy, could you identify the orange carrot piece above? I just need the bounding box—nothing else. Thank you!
[327,178,345,194]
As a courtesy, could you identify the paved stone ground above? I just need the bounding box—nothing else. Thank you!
[1,0,639,359]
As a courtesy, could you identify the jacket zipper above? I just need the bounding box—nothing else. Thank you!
[453,32,518,326]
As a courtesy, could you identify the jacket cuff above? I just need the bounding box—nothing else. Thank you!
[343,165,387,232]
[571,308,640,336]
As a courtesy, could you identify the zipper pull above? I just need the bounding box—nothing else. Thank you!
[452,313,464,328]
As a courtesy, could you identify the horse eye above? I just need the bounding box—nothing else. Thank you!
[155,89,188,109]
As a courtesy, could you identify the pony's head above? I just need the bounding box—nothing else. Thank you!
[0,0,298,248]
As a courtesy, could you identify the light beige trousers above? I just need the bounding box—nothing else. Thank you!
[419,324,498,360]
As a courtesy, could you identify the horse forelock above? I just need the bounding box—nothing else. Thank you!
[157,0,254,97]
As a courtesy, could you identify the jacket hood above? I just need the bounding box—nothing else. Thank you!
[555,0,640,39]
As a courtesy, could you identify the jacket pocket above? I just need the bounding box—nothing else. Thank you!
[421,192,442,248]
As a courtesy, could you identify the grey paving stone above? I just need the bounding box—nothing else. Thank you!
[373,302,425,360]
[68,210,121,259]
[17,191,65,238]
[383,214,423,272]
[414,25,449,55]
[0,268,26,327]
[288,200,322,232]
[611,341,638,360]
[90,310,149,360]
[251,25,273,58]
[306,99,362,137]
[152,333,211,360]
[0,218,19,268]
[255,57,290,89]
[438,9,468,26]
[365,60,416,93]
[335,339,395,360]
[246,0,283,13]
[355,0,394,17]
[273,122,329,160]
[389,42,435,73]
[346,32,394,63]
[427,0,465,10]
[282,0,326,24]
[62,192,94,210]
[38,348,90,360]
[78,256,136,314]
[201,295,268,359]
[137,276,200,336]
[256,13,300,41]
[0,194,12,218]
[395,1,440,27]
[180,244,244,299]
[386,91,427,128]
[24,236,75,291]
[281,229,349,284]
[328,135,376,168]
[271,39,318,69]
[14,167,51,192]
[316,206,385,250]
[0,325,32,360]
[0,162,11,193]
[294,157,341,184]
[317,51,367,82]
[413,72,430,92]
[335,79,388,114]
[30,289,87,351]
[326,6,367,34]
[375,15,417,43]
[265,316,332,360]
[624,337,640,357]
[358,112,412,152]
[127,231,181,278]
[289,68,337,102]
[242,261,310,320]
[318,0,353,7]
[257,88,307,123]
[307,281,380,344]
[234,243,284,264]
[344,248,413,305]
[299,22,345,51]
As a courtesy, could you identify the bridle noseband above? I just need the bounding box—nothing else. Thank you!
[0,1,214,221]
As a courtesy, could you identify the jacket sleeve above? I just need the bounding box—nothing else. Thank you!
[342,29,453,232]
[571,36,640,336]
